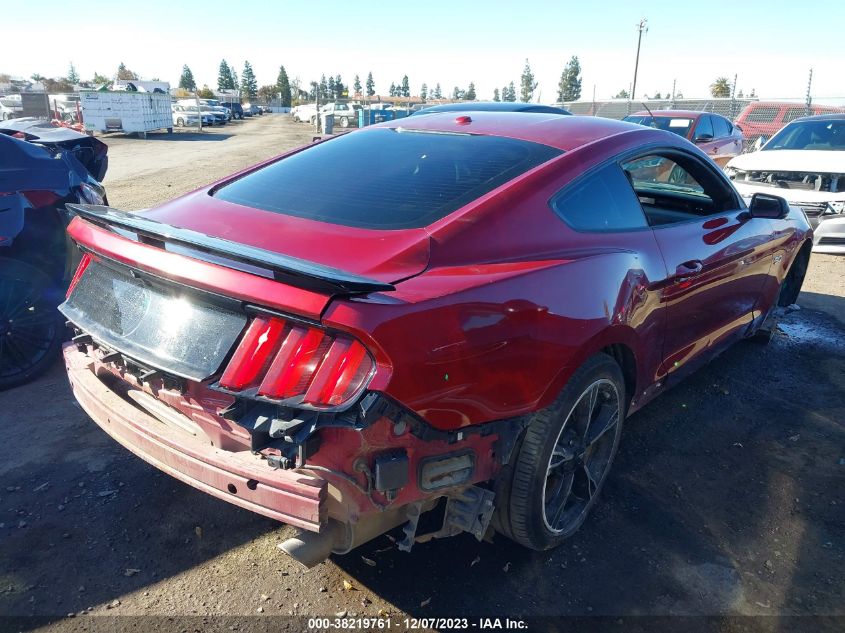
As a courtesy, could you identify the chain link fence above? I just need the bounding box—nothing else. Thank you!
[562,97,845,151]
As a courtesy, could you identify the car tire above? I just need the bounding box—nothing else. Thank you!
[0,258,66,391]
[340,116,350,128]
[750,241,811,343]
[495,353,626,550]
[176,118,184,127]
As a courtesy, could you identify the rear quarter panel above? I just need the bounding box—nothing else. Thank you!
[323,133,678,430]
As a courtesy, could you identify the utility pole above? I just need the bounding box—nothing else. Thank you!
[805,68,813,116]
[671,78,676,108]
[730,74,738,120]
[631,18,648,101]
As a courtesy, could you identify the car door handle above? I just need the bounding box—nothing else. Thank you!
[671,260,703,282]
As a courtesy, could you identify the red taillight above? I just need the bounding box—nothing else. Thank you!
[66,253,93,298]
[219,315,374,409]
[218,317,287,390]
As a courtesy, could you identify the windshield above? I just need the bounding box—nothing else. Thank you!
[623,115,693,137]
[213,128,561,229]
[763,119,845,151]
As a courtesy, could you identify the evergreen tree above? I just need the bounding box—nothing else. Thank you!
[319,74,328,100]
[493,88,500,102]
[117,62,138,81]
[328,76,336,99]
[433,83,442,99]
[276,65,291,107]
[366,72,375,97]
[519,59,537,102]
[613,89,629,99]
[505,82,517,102]
[179,64,196,91]
[557,55,582,103]
[465,82,476,100]
[241,61,257,98]
[401,75,410,97]
[353,74,362,95]
[389,82,396,97]
[451,86,464,100]
[335,74,344,97]
[67,62,79,85]
[231,69,239,90]
[420,83,428,100]
[218,60,234,91]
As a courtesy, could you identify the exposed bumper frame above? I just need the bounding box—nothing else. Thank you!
[63,343,327,532]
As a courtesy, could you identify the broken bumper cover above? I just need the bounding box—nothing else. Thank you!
[63,343,327,531]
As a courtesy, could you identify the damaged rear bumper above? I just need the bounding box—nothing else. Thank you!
[63,343,327,531]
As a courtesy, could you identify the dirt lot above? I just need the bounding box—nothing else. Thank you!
[1,115,843,632]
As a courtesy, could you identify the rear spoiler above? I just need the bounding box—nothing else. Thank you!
[66,204,395,295]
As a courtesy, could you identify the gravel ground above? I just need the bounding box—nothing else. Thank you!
[0,115,842,632]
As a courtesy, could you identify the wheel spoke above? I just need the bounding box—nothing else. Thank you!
[547,445,575,473]
[570,382,599,438]
[583,463,598,499]
[572,462,599,501]
[548,473,575,529]
[586,407,619,448]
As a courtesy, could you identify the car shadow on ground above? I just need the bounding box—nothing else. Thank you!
[0,307,842,630]
[0,363,280,628]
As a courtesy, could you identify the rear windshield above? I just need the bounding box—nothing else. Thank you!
[213,128,561,229]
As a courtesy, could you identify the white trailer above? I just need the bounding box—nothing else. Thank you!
[80,91,173,137]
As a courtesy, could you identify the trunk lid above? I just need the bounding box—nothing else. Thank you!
[139,189,432,284]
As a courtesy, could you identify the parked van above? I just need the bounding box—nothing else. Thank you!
[735,101,844,145]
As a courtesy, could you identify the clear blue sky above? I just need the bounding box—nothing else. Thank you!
[4,0,843,101]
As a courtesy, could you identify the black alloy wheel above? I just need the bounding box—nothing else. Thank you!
[0,259,65,390]
[494,353,626,550]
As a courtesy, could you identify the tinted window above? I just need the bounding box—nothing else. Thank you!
[712,115,731,138]
[694,116,714,139]
[623,115,692,137]
[214,129,561,229]
[784,108,806,123]
[745,106,778,123]
[550,164,647,232]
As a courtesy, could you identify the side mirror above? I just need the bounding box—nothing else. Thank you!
[749,193,789,219]
[694,133,714,143]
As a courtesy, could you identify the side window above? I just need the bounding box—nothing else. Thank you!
[746,107,778,123]
[784,108,805,123]
[622,153,736,227]
[550,164,648,232]
[694,115,714,140]
[712,116,731,138]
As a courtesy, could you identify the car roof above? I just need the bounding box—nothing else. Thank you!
[789,113,845,122]
[380,111,648,152]
[628,109,707,119]
[414,101,572,116]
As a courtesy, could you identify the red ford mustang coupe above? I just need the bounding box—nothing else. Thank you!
[60,113,811,567]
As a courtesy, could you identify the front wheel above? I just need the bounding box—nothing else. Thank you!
[340,116,350,128]
[0,259,66,391]
[495,353,626,550]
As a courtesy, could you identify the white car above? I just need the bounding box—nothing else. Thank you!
[291,103,317,123]
[725,114,845,254]
[172,105,215,127]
